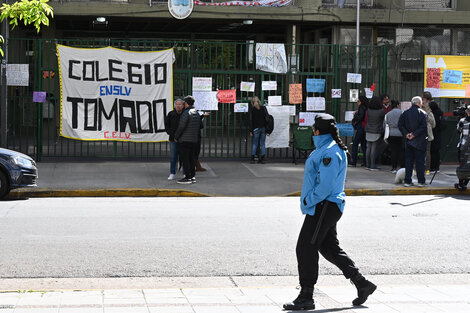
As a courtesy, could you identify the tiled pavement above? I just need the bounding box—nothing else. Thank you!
[1,275,469,313]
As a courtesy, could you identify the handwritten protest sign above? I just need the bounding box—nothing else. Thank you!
[234,103,248,113]
[262,81,277,91]
[306,97,325,111]
[6,64,29,86]
[331,89,342,98]
[345,111,355,122]
[194,91,219,111]
[364,88,373,98]
[443,69,463,85]
[33,91,47,103]
[192,77,212,91]
[268,95,282,106]
[240,81,255,92]
[299,112,317,127]
[266,106,290,148]
[349,89,359,102]
[424,88,440,98]
[256,43,288,74]
[217,89,236,103]
[347,73,362,84]
[426,68,441,89]
[289,84,303,104]
[306,78,325,93]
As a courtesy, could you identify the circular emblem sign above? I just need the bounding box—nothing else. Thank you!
[168,0,194,20]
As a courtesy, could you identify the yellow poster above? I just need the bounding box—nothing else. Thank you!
[424,55,470,98]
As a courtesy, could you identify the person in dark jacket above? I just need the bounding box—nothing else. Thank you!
[174,95,202,184]
[248,96,268,164]
[429,100,444,172]
[398,96,428,187]
[381,93,392,114]
[364,96,385,171]
[164,99,185,180]
[350,95,368,167]
[283,114,376,311]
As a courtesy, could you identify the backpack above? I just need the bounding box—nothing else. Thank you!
[265,112,274,135]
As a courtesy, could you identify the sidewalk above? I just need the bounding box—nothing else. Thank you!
[8,160,470,198]
[0,275,469,312]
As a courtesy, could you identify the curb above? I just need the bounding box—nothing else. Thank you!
[7,187,470,198]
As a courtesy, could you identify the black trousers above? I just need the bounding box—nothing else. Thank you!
[296,201,360,288]
[388,136,404,169]
[180,142,197,179]
[430,140,441,171]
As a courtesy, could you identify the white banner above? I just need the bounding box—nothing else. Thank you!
[256,43,288,74]
[266,106,290,148]
[58,45,174,142]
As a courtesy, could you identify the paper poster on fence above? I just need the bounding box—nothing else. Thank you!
[289,84,302,104]
[192,77,212,91]
[306,97,325,111]
[58,45,174,142]
[306,79,325,93]
[240,81,255,92]
[217,89,236,103]
[193,91,219,111]
[299,112,317,127]
[268,95,282,106]
[255,43,288,74]
[347,73,362,84]
[349,89,359,102]
[287,105,296,116]
[345,111,355,122]
[6,64,29,86]
[266,106,290,148]
[331,89,342,98]
[424,55,470,98]
[364,88,373,98]
[262,81,277,91]
[234,103,248,113]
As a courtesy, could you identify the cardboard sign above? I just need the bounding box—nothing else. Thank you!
[289,84,303,104]
[217,89,236,103]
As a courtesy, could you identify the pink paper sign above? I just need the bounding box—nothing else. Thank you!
[33,91,47,103]
[217,89,236,103]
[426,68,441,89]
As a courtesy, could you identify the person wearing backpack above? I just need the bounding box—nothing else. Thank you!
[249,96,269,164]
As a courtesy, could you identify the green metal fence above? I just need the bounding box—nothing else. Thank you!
[4,38,387,160]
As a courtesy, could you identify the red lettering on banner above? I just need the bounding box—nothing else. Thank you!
[112,132,117,138]
[104,131,110,138]
[103,131,131,140]
[125,133,131,139]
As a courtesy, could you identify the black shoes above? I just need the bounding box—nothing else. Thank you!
[455,183,467,192]
[258,155,265,164]
[283,287,315,311]
[250,155,256,164]
[352,278,377,306]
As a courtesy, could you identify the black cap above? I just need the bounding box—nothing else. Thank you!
[184,95,195,106]
[314,113,336,133]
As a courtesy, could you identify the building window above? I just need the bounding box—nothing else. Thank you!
[405,0,454,10]
[322,0,375,7]
[338,28,373,45]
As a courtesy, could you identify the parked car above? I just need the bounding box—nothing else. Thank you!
[0,148,38,199]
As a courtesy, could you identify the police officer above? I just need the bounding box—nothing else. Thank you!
[283,114,376,311]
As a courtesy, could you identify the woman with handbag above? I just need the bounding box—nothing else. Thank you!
[350,95,368,167]
[384,100,404,173]
[248,96,268,164]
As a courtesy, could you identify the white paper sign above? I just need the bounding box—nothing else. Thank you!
[347,73,362,84]
[287,105,296,116]
[262,81,277,91]
[349,89,359,102]
[306,97,325,111]
[234,103,248,113]
[58,45,173,142]
[364,88,373,98]
[265,106,290,148]
[299,112,317,127]
[240,81,255,92]
[268,95,282,106]
[193,91,219,111]
[6,64,29,86]
[256,43,288,74]
[424,88,441,98]
[400,101,412,111]
[331,89,342,98]
[345,111,355,122]
[192,77,212,91]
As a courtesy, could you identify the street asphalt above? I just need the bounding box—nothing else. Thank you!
[6,160,470,198]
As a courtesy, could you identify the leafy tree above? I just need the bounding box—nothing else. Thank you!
[0,0,54,56]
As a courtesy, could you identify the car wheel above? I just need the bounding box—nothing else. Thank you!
[0,171,10,199]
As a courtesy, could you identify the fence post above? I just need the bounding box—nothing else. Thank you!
[333,44,340,119]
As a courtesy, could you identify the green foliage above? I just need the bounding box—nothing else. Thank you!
[0,0,54,56]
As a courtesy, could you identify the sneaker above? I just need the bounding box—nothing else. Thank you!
[168,174,175,180]
[191,177,196,183]
[177,177,193,184]
[404,182,414,187]
[417,182,426,187]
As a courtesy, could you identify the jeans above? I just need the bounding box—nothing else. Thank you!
[366,139,379,169]
[405,145,426,184]
[169,141,179,174]
[296,201,360,288]
[351,126,367,166]
[252,127,266,156]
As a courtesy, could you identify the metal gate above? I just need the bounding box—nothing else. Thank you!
[4,38,387,160]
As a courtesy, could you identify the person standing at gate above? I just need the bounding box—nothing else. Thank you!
[422,92,436,175]
[283,114,376,311]
[350,95,368,167]
[364,96,385,171]
[174,96,201,184]
[429,100,444,173]
[165,99,185,180]
[248,96,268,164]
[384,100,404,173]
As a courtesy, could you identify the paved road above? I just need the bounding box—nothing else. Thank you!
[0,195,469,278]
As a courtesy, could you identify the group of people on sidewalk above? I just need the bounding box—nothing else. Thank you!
[350,92,445,186]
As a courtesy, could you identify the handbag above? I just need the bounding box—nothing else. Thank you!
[384,114,390,143]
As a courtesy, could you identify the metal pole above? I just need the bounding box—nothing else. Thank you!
[1,0,8,148]
[355,0,360,72]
